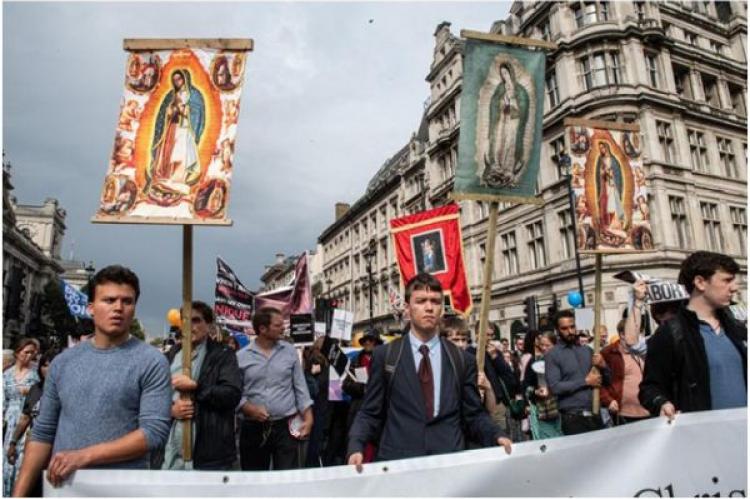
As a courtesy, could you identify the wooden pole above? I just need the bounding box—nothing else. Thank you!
[181,225,194,463]
[476,201,499,373]
[592,253,603,414]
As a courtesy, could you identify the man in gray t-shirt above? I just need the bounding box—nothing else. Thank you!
[13,265,172,496]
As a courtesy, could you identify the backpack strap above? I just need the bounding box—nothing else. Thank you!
[384,337,405,399]
[441,338,466,398]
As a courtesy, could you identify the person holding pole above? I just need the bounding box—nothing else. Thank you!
[347,273,511,472]
[154,301,242,470]
[545,309,610,436]
[236,307,313,471]
[639,251,746,421]
[12,265,172,496]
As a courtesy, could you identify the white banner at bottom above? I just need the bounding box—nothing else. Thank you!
[45,408,747,497]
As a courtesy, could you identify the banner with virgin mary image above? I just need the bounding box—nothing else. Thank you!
[565,118,653,253]
[453,37,545,205]
[94,41,251,224]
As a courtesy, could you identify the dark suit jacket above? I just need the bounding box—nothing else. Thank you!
[347,335,505,461]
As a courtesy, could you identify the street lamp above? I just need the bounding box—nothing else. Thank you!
[84,261,96,298]
[555,152,586,308]
[362,237,377,329]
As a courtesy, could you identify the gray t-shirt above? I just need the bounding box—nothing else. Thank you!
[31,337,172,469]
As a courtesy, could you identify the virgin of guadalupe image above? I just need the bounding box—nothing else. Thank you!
[478,60,534,188]
[595,141,625,232]
[145,69,205,204]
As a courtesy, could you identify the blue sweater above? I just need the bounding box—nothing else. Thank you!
[31,337,172,469]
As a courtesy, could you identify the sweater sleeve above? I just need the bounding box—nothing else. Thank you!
[30,361,62,444]
[546,349,586,397]
[138,353,173,450]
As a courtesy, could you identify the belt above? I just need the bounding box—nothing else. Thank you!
[560,409,594,417]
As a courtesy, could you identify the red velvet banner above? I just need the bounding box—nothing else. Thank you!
[389,204,472,315]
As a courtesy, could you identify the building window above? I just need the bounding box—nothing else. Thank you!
[717,137,738,178]
[558,210,575,259]
[673,64,693,99]
[578,51,621,90]
[685,31,698,47]
[645,51,660,87]
[550,136,566,179]
[701,73,721,107]
[688,129,708,172]
[669,196,690,248]
[730,207,747,254]
[709,40,724,55]
[476,202,487,220]
[656,120,676,163]
[540,19,551,41]
[479,242,487,269]
[526,221,546,270]
[546,69,560,108]
[635,1,646,20]
[700,201,724,252]
[573,1,610,27]
[501,231,519,275]
[728,83,746,116]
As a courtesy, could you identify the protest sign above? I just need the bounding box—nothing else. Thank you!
[60,279,91,319]
[330,309,353,341]
[565,118,651,253]
[290,314,314,346]
[47,408,747,497]
[94,40,252,225]
[574,307,594,334]
[390,204,472,314]
[214,257,254,330]
[453,34,546,205]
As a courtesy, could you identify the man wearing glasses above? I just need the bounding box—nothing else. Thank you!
[155,301,242,470]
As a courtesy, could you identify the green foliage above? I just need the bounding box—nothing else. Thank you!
[129,318,145,341]
[40,279,78,341]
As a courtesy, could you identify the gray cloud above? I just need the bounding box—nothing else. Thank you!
[3,1,509,338]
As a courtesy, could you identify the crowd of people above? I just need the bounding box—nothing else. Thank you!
[2,250,746,496]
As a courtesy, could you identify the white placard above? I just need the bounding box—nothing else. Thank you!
[574,307,594,333]
[330,309,353,341]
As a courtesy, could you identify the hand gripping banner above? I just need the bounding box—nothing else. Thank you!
[389,204,472,315]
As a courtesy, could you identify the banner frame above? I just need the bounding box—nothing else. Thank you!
[124,38,254,52]
[91,215,233,226]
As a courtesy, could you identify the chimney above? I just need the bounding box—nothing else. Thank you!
[335,203,350,221]
[275,253,285,265]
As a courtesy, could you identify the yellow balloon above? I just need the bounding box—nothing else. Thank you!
[166,308,181,327]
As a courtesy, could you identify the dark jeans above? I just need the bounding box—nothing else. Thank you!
[239,419,305,471]
[560,410,604,436]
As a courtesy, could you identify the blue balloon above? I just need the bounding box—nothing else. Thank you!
[567,291,583,308]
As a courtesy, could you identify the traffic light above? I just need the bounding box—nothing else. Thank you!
[547,293,559,322]
[523,295,538,331]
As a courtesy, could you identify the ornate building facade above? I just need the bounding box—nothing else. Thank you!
[317,1,747,338]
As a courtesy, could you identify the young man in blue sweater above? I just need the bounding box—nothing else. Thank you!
[13,265,172,496]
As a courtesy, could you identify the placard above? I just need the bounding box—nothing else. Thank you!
[290,314,314,345]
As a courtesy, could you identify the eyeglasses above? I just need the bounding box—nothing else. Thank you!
[191,317,205,324]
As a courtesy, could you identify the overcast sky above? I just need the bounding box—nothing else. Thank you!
[3,1,510,339]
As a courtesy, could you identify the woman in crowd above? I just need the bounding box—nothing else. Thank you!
[6,349,57,497]
[523,331,563,440]
[3,338,40,496]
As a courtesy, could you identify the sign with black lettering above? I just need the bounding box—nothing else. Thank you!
[290,314,314,345]
[646,280,688,304]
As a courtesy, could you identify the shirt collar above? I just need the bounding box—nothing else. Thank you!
[408,330,440,353]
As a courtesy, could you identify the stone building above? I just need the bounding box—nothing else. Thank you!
[3,162,65,344]
[316,1,747,339]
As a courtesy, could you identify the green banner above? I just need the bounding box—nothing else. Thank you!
[454,39,546,204]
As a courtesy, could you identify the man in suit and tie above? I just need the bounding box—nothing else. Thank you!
[347,273,512,471]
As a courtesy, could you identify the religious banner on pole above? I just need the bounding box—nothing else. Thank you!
[453,33,547,205]
[93,39,253,225]
[214,256,254,330]
[565,118,652,253]
[389,204,472,315]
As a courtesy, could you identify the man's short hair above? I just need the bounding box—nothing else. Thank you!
[678,251,740,294]
[252,306,282,332]
[191,301,214,324]
[90,265,140,302]
[554,309,575,330]
[441,315,469,338]
[404,272,443,303]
